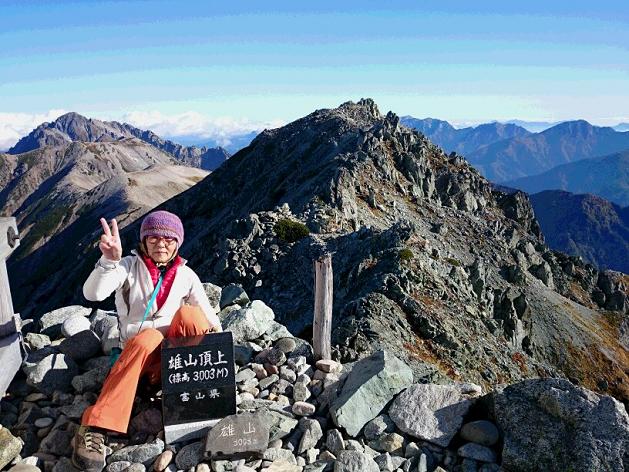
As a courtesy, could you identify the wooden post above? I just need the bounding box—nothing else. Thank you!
[313,254,333,361]
[0,217,22,399]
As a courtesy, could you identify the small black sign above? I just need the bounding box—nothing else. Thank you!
[161,332,236,426]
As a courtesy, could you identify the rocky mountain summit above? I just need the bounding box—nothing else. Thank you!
[16,99,628,409]
[8,112,230,171]
[1,284,627,472]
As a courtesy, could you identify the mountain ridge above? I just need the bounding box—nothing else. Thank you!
[12,98,628,405]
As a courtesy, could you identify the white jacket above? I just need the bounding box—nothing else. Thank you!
[83,250,221,346]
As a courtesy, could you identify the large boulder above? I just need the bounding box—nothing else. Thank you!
[330,350,413,437]
[25,353,79,394]
[39,305,91,338]
[491,378,629,471]
[222,300,275,342]
[389,383,478,447]
[0,427,23,469]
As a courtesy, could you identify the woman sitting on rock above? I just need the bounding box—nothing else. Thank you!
[72,210,222,472]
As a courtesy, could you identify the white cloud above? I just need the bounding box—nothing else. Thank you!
[121,111,285,147]
[0,109,67,152]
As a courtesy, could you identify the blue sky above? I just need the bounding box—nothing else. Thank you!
[1,1,628,148]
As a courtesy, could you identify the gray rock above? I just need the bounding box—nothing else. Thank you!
[89,309,117,337]
[106,462,132,472]
[262,448,296,463]
[34,417,54,428]
[39,428,73,455]
[24,333,51,351]
[330,351,413,437]
[122,464,145,472]
[280,366,297,383]
[59,397,92,419]
[51,458,79,472]
[8,464,41,472]
[222,301,275,342]
[220,284,250,309]
[457,443,496,463]
[61,315,92,338]
[108,438,165,466]
[374,453,393,472]
[39,305,91,338]
[326,429,345,455]
[236,368,257,383]
[267,348,287,366]
[334,451,379,472]
[72,366,109,393]
[261,409,299,442]
[367,433,404,454]
[275,338,297,354]
[130,408,163,436]
[460,421,500,446]
[293,382,311,402]
[298,418,323,454]
[59,330,102,362]
[175,441,204,470]
[26,353,79,394]
[259,374,279,390]
[264,322,293,342]
[363,415,395,441]
[0,427,23,469]
[203,282,222,310]
[389,384,475,447]
[101,323,121,355]
[492,378,629,472]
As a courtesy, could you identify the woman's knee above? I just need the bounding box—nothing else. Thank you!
[170,305,210,335]
[126,328,163,352]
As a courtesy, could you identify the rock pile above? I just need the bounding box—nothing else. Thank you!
[1,284,628,472]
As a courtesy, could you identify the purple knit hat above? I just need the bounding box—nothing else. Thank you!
[140,210,184,246]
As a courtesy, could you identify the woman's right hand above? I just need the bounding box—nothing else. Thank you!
[99,217,122,261]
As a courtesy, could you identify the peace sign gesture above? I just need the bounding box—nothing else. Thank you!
[99,217,122,261]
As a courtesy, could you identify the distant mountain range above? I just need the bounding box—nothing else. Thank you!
[9,112,230,171]
[530,190,629,274]
[505,150,629,207]
[400,117,532,156]
[403,117,629,184]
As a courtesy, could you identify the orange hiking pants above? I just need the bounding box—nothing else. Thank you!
[82,305,211,433]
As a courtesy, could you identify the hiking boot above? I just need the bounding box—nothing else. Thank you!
[71,425,110,472]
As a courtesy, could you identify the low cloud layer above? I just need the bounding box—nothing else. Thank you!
[0,110,68,151]
[0,109,284,152]
[122,111,285,147]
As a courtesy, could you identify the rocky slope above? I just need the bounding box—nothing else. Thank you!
[15,99,629,408]
[400,117,531,156]
[8,112,230,171]
[505,150,629,207]
[466,120,629,182]
[529,190,629,273]
[0,286,627,471]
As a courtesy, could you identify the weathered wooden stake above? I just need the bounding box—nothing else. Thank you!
[0,217,22,399]
[313,253,333,361]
